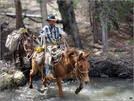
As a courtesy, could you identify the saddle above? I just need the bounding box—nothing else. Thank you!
[34,47,45,65]
[51,45,63,63]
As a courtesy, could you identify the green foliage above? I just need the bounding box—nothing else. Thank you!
[55,11,60,16]
[72,1,79,9]
[37,17,42,20]
[129,40,134,45]
[36,0,41,4]
[22,5,26,11]
[1,0,8,5]
[72,1,85,9]
[94,1,133,32]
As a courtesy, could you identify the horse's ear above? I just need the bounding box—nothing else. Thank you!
[31,32,33,37]
[23,33,27,38]
[77,52,84,61]
[85,52,92,58]
[28,32,33,38]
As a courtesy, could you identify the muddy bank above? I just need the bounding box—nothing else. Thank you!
[88,55,133,79]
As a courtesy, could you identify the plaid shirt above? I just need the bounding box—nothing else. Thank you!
[38,24,66,43]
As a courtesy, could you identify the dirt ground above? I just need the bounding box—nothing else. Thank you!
[0,0,133,79]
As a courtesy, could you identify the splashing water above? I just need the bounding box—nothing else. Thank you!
[0,77,133,101]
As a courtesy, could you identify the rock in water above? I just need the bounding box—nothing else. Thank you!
[0,69,26,91]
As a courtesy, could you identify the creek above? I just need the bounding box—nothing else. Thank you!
[0,77,133,101]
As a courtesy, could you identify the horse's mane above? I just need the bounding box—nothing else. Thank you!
[66,47,80,57]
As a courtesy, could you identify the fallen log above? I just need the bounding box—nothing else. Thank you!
[0,12,41,18]
[0,12,63,23]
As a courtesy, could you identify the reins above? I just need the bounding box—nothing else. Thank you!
[75,62,89,74]
[62,37,70,50]
[23,41,33,52]
[55,38,89,81]
[58,52,88,82]
[17,34,34,60]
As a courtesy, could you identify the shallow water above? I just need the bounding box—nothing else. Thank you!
[0,77,133,101]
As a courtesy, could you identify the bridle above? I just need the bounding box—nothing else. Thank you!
[19,35,33,59]
[75,58,89,74]
[23,39,33,52]
[59,54,89,82]
[74,56,89,82]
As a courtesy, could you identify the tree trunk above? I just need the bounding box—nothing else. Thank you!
[40,0,48,27]
[92,1,102,43]
[57,0,82,49]
[102,1,108,52]
[15,0,25,29]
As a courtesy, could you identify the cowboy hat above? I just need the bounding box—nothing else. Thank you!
[46,14,57,21]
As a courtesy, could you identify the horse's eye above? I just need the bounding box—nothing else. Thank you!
[80,66,82,68]
[23,37,26,40]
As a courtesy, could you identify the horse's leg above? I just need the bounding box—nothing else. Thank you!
[42,78,47,87]
[46,70,54,81]
[29,58,32,68]
[75,81,83,94]
[19,55,24,67]
[29,54,38,88]
[29,69,34,88]
[42,69,54,87]
[29,66,39,88]
[57,77,63,98]
[13,51,17,67]
[38,64,47,87]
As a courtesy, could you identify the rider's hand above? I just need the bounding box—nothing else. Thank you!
[41,34,46,38]
[61,33,66,38]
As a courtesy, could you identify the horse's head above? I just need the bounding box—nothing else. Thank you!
[66,48,91,84]
[22,32,33,58]
[76,51,92,84]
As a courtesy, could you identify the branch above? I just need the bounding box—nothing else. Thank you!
[0,13,42,18]
[47,2,58,10]
[0,12,42,23]
[0,13,16,18]
[28,17,42,23]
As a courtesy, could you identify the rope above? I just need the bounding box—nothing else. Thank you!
[62,37,70,50]
[23,42,33,52]
[53,54,62,66]
[28,52,34,60]
[74,57,80,82]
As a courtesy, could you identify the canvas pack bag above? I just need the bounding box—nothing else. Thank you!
[34,51,45,65]
[5,31,20,52]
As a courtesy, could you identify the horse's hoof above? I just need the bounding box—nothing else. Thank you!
[14,63,17,67]
[75,88,80,94]
[20,65,25,68]
[43,87,48,90]
[29,85,33,88]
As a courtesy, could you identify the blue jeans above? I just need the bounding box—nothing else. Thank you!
[45,67,49,75]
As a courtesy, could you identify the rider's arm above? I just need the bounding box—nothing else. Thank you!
[58,27,67,38]
[38,26,47,38]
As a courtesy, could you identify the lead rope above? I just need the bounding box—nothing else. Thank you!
[62,37,70,50]
[74,57,80,83]
[41,35,46,70]
[42,35,46,53]
[28,36,34,60]
[28,52,34,60]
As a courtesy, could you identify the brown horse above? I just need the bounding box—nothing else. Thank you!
[13,30,33,67]
[29,47,91,98]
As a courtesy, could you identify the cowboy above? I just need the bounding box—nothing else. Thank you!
[38,14,67,77]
